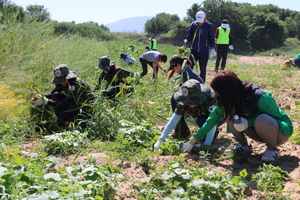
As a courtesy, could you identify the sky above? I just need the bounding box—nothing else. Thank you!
[11,0,300,25]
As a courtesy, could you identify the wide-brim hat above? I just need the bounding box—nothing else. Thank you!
[96,56,115,69]
[174,79,212,106]
[51,64,77,84]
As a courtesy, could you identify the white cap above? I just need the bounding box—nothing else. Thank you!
[195,11,206,23]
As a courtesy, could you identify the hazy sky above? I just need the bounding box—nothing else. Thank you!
[11,0,300,25]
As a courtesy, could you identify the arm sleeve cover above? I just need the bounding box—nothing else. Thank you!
[159,113,182,140]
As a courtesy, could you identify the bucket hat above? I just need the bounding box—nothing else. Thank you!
[174,79,212,105]
[97,56,115,69]
[51,64,77,84]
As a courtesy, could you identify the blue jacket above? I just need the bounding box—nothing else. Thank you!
[183,67,204,83]
[185,21,215,52]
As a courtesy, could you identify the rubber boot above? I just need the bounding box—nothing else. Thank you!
[172,117,191,140]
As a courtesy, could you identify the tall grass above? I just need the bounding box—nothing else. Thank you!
[0,15,299,199]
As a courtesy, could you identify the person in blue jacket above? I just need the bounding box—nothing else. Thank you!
[182,70,293,162]
[184,11,216,82]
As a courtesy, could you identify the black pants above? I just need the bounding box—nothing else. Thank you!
[139,58,158,79]
[215,44,229,70]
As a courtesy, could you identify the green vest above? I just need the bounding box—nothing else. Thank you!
[150,39,157,50]
[216,27,230,44]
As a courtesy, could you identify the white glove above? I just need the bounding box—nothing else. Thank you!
[229,45,233,50]
[233,117,248,132]
[153,138,163,151]
[182,142,193,153]
[32,97,48,106]
[210,49,216,56]
[134,73,140,78]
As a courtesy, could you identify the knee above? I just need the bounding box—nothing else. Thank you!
[254,114,271,125]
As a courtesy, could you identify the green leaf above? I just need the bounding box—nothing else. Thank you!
[44,173,62,181]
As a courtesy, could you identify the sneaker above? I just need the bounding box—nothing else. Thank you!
[261,149,280,162]
[233,143,253,153]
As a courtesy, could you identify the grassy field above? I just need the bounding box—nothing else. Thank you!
[0,20,300,199]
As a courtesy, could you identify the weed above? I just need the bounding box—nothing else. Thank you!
[252,163,289,198]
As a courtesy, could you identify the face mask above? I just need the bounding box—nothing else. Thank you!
[221,23,230,28]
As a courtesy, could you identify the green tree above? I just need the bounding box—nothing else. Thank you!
[144,12,180,35]
[26,5,51,22]
[184,3,201,23]
[0,3,25,23]
[248,12,285,51]
[284,13,300,40]
[168,21,190,37]
[53,21,115,41]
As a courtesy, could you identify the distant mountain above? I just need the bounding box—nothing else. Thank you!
[105,16,152,33]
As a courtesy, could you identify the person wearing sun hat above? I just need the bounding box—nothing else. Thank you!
[168,55,204,139]
[32,64,93,123]
[154,79,221,151]
[183,11,216,82]
[95,55,136,98]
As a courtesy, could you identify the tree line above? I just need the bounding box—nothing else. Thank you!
[1,0,300,53]
[145,0,300,53]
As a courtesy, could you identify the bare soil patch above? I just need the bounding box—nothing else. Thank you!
[227,56,287,66]
[23,56,300,199]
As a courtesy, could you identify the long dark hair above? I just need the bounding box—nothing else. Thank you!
[210,70,252,120]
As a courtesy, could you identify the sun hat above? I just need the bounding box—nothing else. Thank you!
[168,55,183,70]
[195,11,206,23]
[96,56,115,69]
[51,64,77,84]
[174,79,212,106]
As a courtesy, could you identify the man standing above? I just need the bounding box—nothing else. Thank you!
[184,11,216,82]
[149,37,157,51]
[215,19,232,72]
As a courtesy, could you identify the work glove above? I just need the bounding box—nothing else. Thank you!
[183,39,188,45]
[182,142,193,153]
[134,72,140,78]
[229,45,234,50]
[233,117,248,132]
[210,49,216,56]
[153,138,164,151]
[32,97,48,106]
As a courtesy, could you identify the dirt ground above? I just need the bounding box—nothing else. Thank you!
[24,56,300,199]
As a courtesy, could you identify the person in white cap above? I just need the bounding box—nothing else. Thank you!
[128,45,139,59]
[183,11,216,83]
